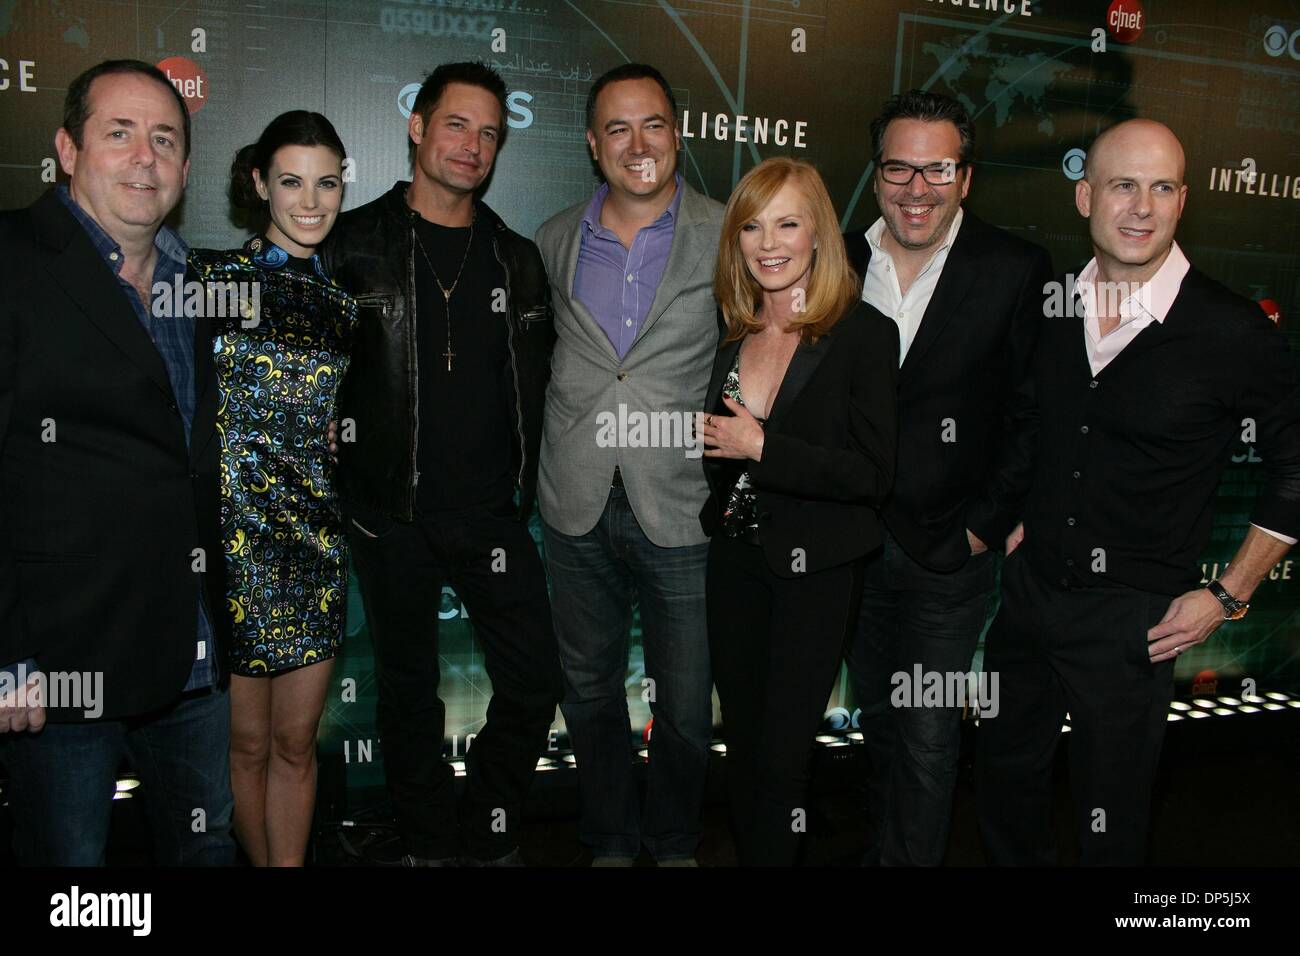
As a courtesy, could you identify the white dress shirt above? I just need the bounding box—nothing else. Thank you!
[1076,241,1188,376]
[860,208,964,366]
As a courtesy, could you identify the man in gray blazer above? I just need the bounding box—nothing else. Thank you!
[535,63,724,865]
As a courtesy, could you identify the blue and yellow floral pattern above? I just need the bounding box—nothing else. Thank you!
[190,237,357,675]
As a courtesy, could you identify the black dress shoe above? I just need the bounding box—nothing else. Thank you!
[460,848,525,867]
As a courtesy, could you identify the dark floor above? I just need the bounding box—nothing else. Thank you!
[3,707,1297,866]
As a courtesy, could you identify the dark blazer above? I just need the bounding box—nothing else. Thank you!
[0,189,225,721]
[700,300,898,578]
[844,212,1054,572]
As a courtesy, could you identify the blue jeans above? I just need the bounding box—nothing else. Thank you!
[846,530,997,866]
[543,487,712,861]
[2,686,235,866]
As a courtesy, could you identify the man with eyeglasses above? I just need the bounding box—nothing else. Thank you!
[842,89,1053,866]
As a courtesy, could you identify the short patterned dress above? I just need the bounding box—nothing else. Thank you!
[189,236,358,675]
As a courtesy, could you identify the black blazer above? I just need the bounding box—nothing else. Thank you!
[699,300,898,577]
[0,189,225,721]
[844,212,1053,572]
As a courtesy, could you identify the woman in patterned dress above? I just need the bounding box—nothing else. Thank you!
[190,112,356,866]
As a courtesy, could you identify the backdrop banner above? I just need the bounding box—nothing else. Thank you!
[3,0,1297,799]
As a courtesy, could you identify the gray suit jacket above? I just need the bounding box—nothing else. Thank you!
[535,182,725,547]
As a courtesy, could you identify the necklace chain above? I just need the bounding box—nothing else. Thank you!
[412,213,475,371]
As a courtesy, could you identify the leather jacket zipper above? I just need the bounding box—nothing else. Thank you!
[492,233,527,492]
[407,217,419,520]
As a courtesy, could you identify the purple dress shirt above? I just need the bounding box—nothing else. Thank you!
[573,174,684,358]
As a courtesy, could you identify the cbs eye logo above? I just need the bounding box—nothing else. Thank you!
[398,83,421,118]
[823,707,860,732]
[397,82,535,129]
[1062,148,1087,182]
[1263,25,1300,60]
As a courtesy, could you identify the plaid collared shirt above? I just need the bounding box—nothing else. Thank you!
[57,185,216,691]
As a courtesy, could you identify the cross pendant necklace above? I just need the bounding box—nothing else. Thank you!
[441,287,455,370]
[413,213,475,371]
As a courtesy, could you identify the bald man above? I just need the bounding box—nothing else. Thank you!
[976,119,1300,865]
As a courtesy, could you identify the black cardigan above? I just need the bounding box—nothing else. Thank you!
[1020,266,1300,595]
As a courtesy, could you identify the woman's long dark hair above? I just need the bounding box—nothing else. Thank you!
[229,111,347,215]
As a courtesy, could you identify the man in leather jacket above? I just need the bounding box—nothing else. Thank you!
[321,61,562,866]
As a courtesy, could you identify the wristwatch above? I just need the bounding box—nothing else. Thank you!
[1206,579,1250,621]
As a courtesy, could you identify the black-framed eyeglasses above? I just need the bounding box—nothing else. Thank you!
[876,159,967,186]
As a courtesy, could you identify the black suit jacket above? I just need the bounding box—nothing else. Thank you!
[0,189,225,721]
[844,212,1053,572]
[700,300,898,578]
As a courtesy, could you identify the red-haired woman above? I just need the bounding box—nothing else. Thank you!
[699,157,898,866]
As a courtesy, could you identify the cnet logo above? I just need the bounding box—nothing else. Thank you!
[1259,298,1282,329]
[1105,0,1145,44]
[156,56,208,114]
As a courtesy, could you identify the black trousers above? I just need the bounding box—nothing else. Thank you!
[347,499,562,860]
[707,535,862,866]
[976,548,1176,866]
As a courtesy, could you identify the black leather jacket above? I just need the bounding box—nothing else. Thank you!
[321,181,555,522]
